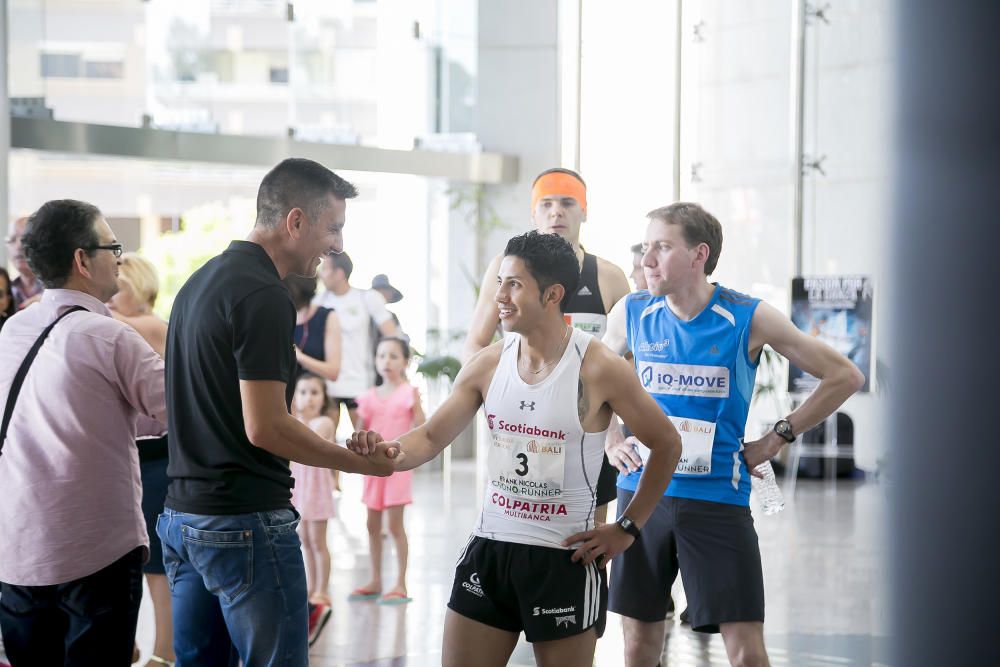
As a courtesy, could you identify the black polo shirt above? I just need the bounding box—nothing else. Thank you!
[165,240,296,514]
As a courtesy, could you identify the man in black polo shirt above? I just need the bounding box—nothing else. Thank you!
[158,158,399,665]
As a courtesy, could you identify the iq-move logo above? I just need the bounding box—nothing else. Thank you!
[636,362,730,398]
[641,365,654,389]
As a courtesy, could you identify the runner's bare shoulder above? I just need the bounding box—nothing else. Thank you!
[579,336,633,388]
[457,338,505,391]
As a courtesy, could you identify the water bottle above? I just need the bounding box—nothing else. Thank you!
[751,461,785,515]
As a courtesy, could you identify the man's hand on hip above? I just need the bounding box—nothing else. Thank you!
[741,432,785,477]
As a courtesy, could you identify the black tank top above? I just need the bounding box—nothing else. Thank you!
[563,252,607,337]
[294,306,332,377]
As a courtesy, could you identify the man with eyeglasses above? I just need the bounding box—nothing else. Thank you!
[0,199,166,665]
[5,216,45,309]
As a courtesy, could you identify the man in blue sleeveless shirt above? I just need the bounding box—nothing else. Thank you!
[603,203,864,667]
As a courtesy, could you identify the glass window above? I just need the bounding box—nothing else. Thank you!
[40,53,81,78]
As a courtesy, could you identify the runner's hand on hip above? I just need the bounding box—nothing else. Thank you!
[563,524,635,567]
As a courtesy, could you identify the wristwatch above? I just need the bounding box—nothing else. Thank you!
[773,419,796,443]
[617,515,641,539]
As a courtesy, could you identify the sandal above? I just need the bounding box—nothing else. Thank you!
[148,656,175,667]
[377,591,412,605]
[348,587,381,601]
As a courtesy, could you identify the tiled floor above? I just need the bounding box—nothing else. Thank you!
[134,461,890,666]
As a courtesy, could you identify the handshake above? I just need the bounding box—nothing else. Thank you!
[348,430,407,476]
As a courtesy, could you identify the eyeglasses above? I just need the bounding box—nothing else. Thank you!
[85,243,124,258]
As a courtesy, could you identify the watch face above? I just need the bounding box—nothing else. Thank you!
[619,517,633,529]
[776,420,790,435]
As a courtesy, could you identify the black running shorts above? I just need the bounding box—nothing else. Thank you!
[448,536,607,643]
[609,488,765,633]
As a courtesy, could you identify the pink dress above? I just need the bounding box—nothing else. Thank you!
[290,418,337,521]
[356,382,416,511]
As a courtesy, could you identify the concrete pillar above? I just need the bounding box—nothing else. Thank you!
[891,2,999,664]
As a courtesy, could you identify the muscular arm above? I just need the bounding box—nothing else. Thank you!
[601,299,643,472]
[602,295,629,356]
[592,348,681,529]
[393,348,495,470]
[596,257,631,314]
[240,379,393,475]
[750,302,865,438]
[295,310,342,381]
[461,254,503,364]
[351,346,498,470]
[564,345,681,564]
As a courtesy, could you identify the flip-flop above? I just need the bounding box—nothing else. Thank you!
[348,587,381,601]
[377,592,413,606]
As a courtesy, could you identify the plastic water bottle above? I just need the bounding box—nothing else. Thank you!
[751,461,785,515]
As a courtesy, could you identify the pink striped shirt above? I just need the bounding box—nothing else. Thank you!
[0,289,165,585]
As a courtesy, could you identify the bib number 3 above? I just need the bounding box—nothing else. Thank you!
[515,453,529,477]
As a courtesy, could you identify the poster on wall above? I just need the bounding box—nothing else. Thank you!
[788,276,873,394]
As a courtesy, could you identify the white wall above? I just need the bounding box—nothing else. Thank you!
[579,0,894,471]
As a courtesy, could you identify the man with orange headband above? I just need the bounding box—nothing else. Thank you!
[463,168,631,521]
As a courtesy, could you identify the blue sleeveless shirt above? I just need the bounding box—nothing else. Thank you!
[617,285,760,506]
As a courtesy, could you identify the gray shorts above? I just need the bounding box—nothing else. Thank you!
[609,488,765,633]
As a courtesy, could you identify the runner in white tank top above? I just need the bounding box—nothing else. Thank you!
[348,231,682,667]
[476,328,606,548]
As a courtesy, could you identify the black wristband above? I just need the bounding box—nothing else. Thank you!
[617,515,641,539]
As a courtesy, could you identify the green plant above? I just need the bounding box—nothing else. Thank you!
[416,355,462,384]
[414,327,466,385]
[140,202,250,319]
[449,184,510,297]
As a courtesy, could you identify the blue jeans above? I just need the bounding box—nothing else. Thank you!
[157,508,309,666]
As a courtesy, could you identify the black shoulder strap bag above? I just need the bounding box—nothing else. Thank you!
[0,305,88,456]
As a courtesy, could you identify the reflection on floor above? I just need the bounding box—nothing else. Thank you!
[135,461,890,666]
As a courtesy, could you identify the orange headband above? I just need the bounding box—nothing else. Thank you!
[531,172,587,214]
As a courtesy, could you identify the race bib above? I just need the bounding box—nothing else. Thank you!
[488,432,566,501]
[668,416,716,475]
[564,312,607,338]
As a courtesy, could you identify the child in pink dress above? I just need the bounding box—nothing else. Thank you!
[351,338,426,605]
[289,373,338,606]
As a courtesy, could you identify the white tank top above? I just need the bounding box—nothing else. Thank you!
[475,327,608,549]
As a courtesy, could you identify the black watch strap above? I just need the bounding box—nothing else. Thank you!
[617,516,641,539]
[773,419,796,443]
